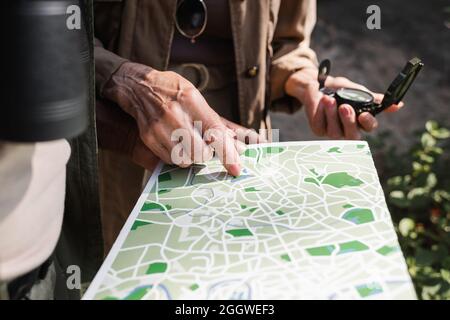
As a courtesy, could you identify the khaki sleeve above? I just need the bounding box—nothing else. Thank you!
[270,0,318,113]
[94,37,129,97]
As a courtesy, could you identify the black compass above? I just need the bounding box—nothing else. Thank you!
[318,57,424,116]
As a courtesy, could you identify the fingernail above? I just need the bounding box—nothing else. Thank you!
[340,106,349,117]
[229,163,241,177]
[326,100,334,109]
[325,95,336,106]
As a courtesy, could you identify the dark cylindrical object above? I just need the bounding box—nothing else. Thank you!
[1,0,88,142]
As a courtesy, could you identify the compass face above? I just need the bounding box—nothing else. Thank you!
[336,88,373,103]
[334,88,375,115]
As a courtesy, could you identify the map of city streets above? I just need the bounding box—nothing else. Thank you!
[84,141,416,300]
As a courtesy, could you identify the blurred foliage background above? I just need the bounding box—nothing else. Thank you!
[271,0,450,299]
[368,122,450,299]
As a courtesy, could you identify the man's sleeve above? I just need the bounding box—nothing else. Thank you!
[270,0,318,113]
[94,38,128,97]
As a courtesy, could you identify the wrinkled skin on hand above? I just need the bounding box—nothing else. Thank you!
[103,62,264,176]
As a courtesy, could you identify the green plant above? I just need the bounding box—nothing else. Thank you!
[368,121,450,300]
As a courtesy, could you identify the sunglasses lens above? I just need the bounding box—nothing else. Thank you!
[176,0,206,38]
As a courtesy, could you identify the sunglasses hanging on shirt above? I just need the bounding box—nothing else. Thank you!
[175,0,208,43]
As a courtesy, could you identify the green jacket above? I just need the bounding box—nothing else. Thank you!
[54,0,103,300]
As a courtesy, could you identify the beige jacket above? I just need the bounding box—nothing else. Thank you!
[94,0,318,129]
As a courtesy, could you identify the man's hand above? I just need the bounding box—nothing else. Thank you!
[102,62,262,176]
[285,67,403,140]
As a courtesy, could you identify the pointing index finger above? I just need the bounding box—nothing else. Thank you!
[204,125,241,177]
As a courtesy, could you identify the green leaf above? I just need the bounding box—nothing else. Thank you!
[425,120,439,133]
[429,146,443,155]
[419,153,434,164]
[434,190,450,202]
[387,176,403,187]
[389,190,410,208]
[421,284,442,299]
[421,133,436,148]
[399,218,415,237]
[404,175,412,184]
[407,188,427,200]
[427,121,450,139]
[412,161,422,172]
[426,173,437,189]
[434,128,450,139]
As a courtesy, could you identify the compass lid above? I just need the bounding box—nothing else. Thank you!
[376,57,424,114]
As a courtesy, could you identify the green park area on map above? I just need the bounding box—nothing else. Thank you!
[84,141,416,300]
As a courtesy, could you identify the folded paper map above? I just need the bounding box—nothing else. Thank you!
[83,141,416,300]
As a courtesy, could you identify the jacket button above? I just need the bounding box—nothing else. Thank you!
[246,65,259,78]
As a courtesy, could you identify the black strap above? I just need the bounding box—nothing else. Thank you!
[317,59,331,90]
